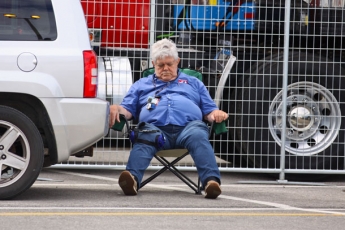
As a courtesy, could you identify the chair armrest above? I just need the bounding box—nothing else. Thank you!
[111,114,128,131]
[211,117,229,136]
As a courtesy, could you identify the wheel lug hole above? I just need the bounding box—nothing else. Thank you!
[1,154,6,160]
[0,145,4,150]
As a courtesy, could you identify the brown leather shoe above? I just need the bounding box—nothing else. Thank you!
[118,170,137,195]
[204,180,221,199]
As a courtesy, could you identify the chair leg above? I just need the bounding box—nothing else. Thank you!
[197,177,201,194]
[140,152,190,189]
[167,163,201,194]
[139,153,202,195]
[139,165,169,189]
[157,156,202,195]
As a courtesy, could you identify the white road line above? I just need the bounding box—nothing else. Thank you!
[47,170,119,182]
[217,194,345,216]
[33,183,345,188]
[48,169,345,216]
[1,207,345,212]
[0,207,286,211]
[33,184,114,187]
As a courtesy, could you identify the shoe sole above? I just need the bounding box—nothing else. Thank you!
[204,182,221,199]
[118,171,137,196]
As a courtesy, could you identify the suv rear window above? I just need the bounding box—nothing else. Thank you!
[0,0,57,41]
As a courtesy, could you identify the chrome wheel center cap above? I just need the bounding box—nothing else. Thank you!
[289,107,313,131]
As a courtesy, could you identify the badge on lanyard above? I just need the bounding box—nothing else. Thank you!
[146,96,160,110]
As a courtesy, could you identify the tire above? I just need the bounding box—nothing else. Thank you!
[233,52,345,175]
[0,106,44,199]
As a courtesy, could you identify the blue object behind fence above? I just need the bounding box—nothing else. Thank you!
[173,0,255,31]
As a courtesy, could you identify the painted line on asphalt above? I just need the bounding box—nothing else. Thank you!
[0,212,344,217]
[33,184,114,187]
[33,183,345,188]
[2,207,345,212]
[48,170,345,216]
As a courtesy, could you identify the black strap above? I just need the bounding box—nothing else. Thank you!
[135,138,157,147]
[130,123,161,148]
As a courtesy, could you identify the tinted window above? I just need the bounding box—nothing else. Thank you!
[0,0,57,41]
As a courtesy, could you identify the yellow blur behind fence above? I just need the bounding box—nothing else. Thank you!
[56,0,345,181]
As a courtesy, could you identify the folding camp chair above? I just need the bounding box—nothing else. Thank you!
[113,55,236,194]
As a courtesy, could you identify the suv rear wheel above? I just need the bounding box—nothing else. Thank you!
[0,106,44,200]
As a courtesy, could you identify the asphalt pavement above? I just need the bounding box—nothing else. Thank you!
[1,168,345,230]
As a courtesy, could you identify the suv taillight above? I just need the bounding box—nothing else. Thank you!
[83,50,98,98]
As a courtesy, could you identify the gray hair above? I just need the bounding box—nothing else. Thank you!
[150,39,179,63]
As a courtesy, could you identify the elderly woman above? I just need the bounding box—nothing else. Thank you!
[109,38,228,199]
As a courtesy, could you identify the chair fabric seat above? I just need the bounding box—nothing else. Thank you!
[156,149,188,158]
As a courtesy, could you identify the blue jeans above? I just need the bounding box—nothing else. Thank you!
[126,120,221,188]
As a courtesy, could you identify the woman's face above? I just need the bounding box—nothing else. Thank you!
[153,56,180,82]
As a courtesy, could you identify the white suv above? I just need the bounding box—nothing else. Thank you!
[0,0,110,199]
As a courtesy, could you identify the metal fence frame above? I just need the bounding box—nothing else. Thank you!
[57,0,345,181]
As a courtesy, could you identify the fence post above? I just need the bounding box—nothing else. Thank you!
[149,0,156,68]
[278,0,292,182]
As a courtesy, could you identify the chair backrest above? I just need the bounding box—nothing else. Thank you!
[142,67,203,81]
[213,55,236,108]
